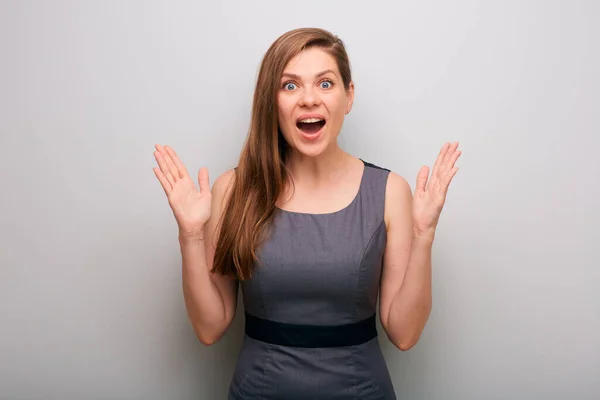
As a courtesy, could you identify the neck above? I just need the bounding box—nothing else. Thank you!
[284,145,355,186]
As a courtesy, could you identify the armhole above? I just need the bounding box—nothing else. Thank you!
[360,159,391,227]
[360,159,391,173]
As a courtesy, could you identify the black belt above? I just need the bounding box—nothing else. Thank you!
[244,312,377,348]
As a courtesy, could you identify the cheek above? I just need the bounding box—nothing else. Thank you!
[277,98,296,142]
[326,96,348,121]
[277,97,295,125]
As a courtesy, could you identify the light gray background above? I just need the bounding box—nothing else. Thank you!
[1,1,598,399]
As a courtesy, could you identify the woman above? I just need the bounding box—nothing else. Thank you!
[153,27,460,400]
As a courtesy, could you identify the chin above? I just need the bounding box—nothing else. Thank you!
[293,143,329,158]
[291,128,334,158]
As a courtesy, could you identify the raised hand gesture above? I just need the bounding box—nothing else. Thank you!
[412,142,461,239]
[153,144,211,238]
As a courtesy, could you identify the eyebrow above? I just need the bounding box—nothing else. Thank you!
[281,69,337,80]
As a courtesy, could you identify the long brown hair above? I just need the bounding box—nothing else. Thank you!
[211,28,353,280]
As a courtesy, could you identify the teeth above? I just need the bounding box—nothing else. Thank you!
[299,118,323,123]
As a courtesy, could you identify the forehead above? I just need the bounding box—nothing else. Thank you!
[282,47,340,77]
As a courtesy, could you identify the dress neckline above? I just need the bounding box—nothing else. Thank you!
[276,159,366,217]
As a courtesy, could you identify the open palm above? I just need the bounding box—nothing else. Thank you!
[153,144,211,237]
[412,142,461,237]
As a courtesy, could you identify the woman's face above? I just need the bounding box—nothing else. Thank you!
[277,47,354,158]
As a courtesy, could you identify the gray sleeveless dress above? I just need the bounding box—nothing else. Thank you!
[228,161,397,399]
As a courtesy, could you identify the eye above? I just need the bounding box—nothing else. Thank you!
[320,80,333,89]
[283,82,297,91]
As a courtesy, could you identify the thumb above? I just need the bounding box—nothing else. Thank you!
[416,166,429,192]
[198,167,210,195]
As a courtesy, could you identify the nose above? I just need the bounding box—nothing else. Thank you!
[298,86,320,108]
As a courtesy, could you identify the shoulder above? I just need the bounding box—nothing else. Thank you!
[362,160,391,173]
[208,168,237,225]
[384,170,413,229]
[360,159,410,201]
[385,171,412,201]
[359,159,411,227]
[206,168,237,243]
[211,168,236,199]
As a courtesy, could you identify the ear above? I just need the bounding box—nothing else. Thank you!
[345,81,355,114]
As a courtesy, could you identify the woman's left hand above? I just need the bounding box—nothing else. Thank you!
[412,142,461,240]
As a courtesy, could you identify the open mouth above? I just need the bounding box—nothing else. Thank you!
[296,117,326,135]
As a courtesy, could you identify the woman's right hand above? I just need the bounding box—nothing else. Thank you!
[153,144,212,239]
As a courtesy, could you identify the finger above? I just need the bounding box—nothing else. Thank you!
[165,146,189,179]
[157,144,180,181]
[198,167,211,195]
[442,167,459,194]
[448,149,462,168]
[154,151,175,187]
[437,142,460,179]
[155,144,180,182]
[431,143,449,177]
[153,167,172,196]
[443,142,460,165]
[416,165,429,192]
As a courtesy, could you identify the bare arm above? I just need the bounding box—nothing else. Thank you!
[379,172,432,351]
[379,143,460,350]
[180,169,238,346]
[153,144,238,346]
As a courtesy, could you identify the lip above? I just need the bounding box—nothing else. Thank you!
[298,126,324,141]
[296,113,326,123]
[296,113,326,141]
